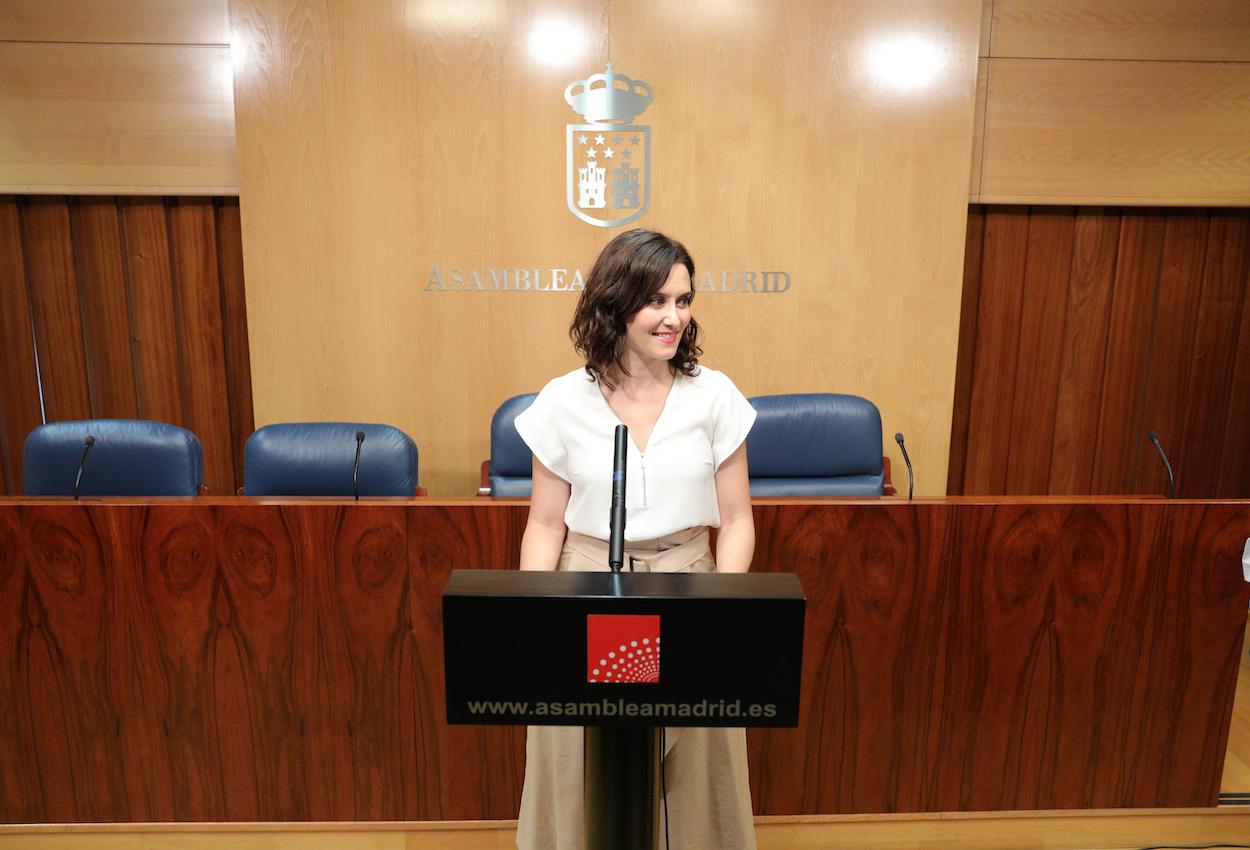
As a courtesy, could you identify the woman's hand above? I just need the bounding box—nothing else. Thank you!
[713,443,754,572]
[518,455,571,571]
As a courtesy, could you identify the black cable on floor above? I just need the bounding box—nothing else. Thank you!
[660,726,670,850]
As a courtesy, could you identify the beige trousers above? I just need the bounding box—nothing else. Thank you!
[515,529,757,850]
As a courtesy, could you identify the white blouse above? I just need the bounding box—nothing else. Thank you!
[514,366,756,541]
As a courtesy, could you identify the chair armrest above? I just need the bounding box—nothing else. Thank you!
[477,459,491,497]
[882,456,897,496]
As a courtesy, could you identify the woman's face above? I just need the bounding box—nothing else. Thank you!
[623,263,693,365]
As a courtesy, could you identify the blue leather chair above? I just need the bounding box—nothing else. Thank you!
[480,393,538,497]
[243,422,421,497]
[23,419,204,496]
[746,394,893,497]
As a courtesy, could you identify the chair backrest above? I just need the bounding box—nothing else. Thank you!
[487,393,537,497]
[24,419,204,496]
[243,422,418,497]
[746,393,885,496]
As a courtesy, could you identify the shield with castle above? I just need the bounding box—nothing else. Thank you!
[565,64,653,228]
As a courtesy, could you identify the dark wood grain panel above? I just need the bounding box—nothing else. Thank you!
[1218,283,1250,497]
[1138,212,1210,496]
[121,198,186,427]
[1090,212,1165,493]
[946,207,985,497]
[1176,213,1250,496]
[1048,209,1119,494]
[20,198,91,423]
[0,196,252,495]
[168,200,234,496]
[0,198,42,495]
[5,499,1242,822]
[0,195,250,495]
[71,199,139,419]
[963,208,1031,495]
[954,206,1250,498]
[1004,208,1075,494]
[215,201,255,492]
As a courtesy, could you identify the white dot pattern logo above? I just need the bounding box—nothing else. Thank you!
[586,615,661,684]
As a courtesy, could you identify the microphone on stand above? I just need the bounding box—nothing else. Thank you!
[73,435,96,500]
[353,430,365,501]
[609,425,627,573]
[1147,430,1176,499]
[894,432,914,500]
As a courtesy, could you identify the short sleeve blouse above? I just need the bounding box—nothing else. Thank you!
[514,366,756,541]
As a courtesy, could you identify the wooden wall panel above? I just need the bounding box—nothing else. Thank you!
[72,200,140,419]
[978,58,1250,206]
[0,43,236,194]
[1088,212,1161,493]
[0,0,230,45]
[122,199,187,427]
[1138,214,1210,496]
[990,0,1250,62]
[1047,210,1118,494]
[169,201,236,496]
[970,2,1250,205]
[0,498,1245,822]
[0,202,42,495]
[0,196,252,495]
[216,201,255,492]
[962,208,1028,494]
[1004,208,1074,493]
[231,0,983,497]
[951,206,1250,498]
[22,198,93,423]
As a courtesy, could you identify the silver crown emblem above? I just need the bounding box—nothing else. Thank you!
[564,63,654,124]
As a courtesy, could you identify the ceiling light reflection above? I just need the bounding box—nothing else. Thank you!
[527,17,588,68]
[864,34,947,95]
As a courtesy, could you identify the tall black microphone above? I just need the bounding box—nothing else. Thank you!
[74,435,96,500]
[353,430,365,501]
[1147,430,1176,499]
[894,432,914,500]
[609,424,628,573]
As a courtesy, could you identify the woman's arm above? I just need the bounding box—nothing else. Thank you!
[713,443,754,573]
[518,454,571,571]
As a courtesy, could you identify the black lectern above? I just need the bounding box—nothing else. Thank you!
[443,569,805,850]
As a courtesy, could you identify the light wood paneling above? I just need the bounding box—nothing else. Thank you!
[968,58,987,196]
[231,0,983,496]
[0,43,236,194]
[990,0,1250,61]
[0,0,230,45]
[980,58,1250,205]
[3,807,1250,850]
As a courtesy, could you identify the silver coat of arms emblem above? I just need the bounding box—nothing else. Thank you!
[565,64,652,228]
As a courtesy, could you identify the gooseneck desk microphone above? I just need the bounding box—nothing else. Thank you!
[353,430,365,501]
[894,432,914,500]
[73,435,96,500]
[1148,430,1176,499]
[609,424,628,573]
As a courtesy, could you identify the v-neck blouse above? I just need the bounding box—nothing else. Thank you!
[514,366,757,541]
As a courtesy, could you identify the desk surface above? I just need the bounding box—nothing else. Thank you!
[0,497,1246,823]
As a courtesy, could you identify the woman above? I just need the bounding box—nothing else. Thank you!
[514,228,758,850]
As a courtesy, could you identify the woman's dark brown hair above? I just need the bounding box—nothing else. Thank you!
[570,228,702,387]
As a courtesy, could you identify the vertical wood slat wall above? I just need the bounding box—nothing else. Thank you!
[949,206,1250,498]
[0,196,252,496]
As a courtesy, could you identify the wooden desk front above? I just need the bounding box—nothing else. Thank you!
[0,497,1245,823]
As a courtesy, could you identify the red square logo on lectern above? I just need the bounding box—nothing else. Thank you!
[587,614,661,683]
